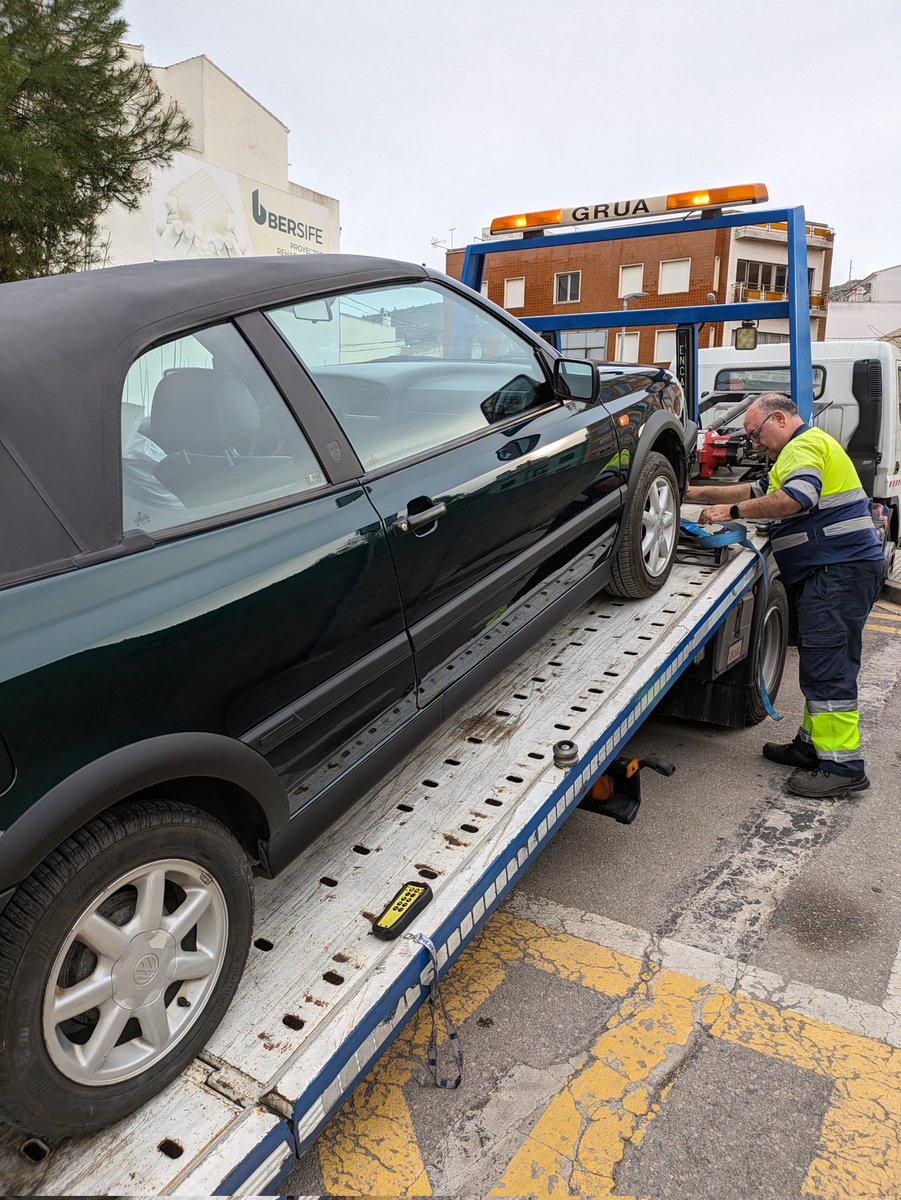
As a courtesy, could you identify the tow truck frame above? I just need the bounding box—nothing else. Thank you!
[0,203,811,1196]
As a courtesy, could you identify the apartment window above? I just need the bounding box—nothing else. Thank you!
[555,271,581,304]
[504,277,525,309]
[736,259,787,293]
[616,331,640,363]
[659,258,691,294]
[713,255,721,294]
[480,280,489,297]
[654,330,676,363]
[561,329,608,360]
[619,264,644,298]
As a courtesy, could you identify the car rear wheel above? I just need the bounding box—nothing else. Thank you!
[608,451,680,598]
[0,799,253,1138]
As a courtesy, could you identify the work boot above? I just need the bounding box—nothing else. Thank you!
[762,739,819,768]
[786,769,870,798]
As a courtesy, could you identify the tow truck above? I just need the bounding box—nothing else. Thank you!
[0,185,811,1195]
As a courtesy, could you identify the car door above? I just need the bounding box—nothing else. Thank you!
[265,280,623,705]
[112,319,416,801]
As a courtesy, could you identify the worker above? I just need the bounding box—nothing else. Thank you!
[685,392,884,797]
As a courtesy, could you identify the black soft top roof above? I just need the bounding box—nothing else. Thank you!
[0,256,427,583]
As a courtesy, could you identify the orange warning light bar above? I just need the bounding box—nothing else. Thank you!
[489,184,768,236]
[666,183,768,211]
[489,209,563,235]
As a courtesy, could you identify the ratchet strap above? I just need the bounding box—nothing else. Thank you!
[415,933,463,1089]
[679,519,782,722]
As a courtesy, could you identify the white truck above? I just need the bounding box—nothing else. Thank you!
[696,340,901,562]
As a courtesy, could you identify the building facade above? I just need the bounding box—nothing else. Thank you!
[827,264,901,342]
[446,216,833,365]
[99,47,340,267]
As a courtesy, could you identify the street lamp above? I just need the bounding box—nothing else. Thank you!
[619,291,649,361]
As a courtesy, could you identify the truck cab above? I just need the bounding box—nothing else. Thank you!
[697,340,901,542]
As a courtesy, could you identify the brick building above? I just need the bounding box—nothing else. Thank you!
[447,217,833,366]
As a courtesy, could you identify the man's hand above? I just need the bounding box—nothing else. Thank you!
[698,504,733,525]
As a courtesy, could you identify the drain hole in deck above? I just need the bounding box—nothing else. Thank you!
[323,971,344,986]
[506,774,523,783]
[571,705,587,712]
[603,671,619,678]
[444,757,460,766]
[554,723,571,731]
[417,865,439,879]
[532,675,546,683]
[548,660,563,667]
[495,709,511,717]
[461,823,479,833]
[624,650,638,656]
[569,641,584,647]
[353,845,371,855]
[584,626,598,632]
[158,1140,184,1160]
[588,687,604,695]
[528,751,544,760]
[320,877,338,888]
[467,736,484,744]
[397,803,414,813]
[254,937,274,951]
[422,779,439,788]
[283,1013,305,1030]
[20,1139,49,1163]
[514,693,528,700]
[485,797,502,807]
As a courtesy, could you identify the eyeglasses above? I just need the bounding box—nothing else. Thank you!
[746,412,776,445]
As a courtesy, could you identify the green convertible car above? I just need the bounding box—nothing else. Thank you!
[0,255,694,1135]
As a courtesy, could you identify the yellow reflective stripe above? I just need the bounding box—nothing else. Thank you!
[808,709,860,754]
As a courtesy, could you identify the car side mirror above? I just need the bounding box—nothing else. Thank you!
[553,358,599,403]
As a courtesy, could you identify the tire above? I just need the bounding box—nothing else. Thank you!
[741,577,789,725]
[608,451,680,598]
[0,800,253,1138]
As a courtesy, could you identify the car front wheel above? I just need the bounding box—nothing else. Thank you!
[0,799,253,1138]
[608,450,680,598]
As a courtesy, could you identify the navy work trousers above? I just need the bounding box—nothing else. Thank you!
[789,560,883,776]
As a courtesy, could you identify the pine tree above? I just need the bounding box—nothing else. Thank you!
[0,0,191,281]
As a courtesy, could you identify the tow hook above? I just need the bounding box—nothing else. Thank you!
[578,755,676,824]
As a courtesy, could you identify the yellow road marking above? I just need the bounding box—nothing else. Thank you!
[865,621,901,635]
[315,912,901,1198]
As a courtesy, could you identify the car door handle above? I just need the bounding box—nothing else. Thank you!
[392,502,447,536]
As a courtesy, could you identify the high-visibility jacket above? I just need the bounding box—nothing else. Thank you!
[750,424,882,584]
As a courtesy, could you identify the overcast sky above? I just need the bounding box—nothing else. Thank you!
[121,0,900,281]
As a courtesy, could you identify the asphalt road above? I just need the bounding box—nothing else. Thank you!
[287,600,901,1199]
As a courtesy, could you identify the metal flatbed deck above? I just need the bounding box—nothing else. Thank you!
[0,518,764,1196]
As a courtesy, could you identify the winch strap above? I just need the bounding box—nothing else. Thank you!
[415,933,463,1089]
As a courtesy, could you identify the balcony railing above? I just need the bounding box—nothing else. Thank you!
[735,222,834,244]
[730,282,826,309]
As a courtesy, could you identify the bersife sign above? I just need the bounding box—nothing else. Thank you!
[152,153,337,260]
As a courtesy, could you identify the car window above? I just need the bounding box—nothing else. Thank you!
[120,323,326,534]
[265,281,554,471]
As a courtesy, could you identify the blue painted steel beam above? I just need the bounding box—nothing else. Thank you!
[785,207,814,422]
[460,205,800,279]
[522,301,789,332]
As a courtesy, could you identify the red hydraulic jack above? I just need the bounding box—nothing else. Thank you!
[578,755,676,824]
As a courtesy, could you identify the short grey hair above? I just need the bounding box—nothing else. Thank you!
[751,392,799,417]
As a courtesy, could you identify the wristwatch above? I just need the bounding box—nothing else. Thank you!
[729,504,742,519]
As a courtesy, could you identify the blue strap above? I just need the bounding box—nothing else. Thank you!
[415,933,463,1089]
[680,519,783,722]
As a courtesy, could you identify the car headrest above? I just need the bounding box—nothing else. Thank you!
[150,368,259,455]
